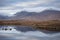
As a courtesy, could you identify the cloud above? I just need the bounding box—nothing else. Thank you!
[0,0,60,8]
[13,0,52,8]
[0,0,60,16]
[0,10,21,16]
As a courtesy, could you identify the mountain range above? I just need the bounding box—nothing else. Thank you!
[10,9,60,21]
[0,15,8,20]
[0,9,60,21]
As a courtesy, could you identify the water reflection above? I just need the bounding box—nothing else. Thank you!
[0,26,60,40]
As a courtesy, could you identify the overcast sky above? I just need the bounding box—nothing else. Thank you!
[0,0,60,16]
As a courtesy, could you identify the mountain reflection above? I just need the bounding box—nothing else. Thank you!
[0,26,60,40]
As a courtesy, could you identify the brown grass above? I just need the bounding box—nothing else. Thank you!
[0,20,60,31]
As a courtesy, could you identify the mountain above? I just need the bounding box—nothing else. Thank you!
[0,15,8,20]
[11,9,60,21]
[10,11,37,20]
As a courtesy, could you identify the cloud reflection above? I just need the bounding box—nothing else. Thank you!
[0,29,60,40]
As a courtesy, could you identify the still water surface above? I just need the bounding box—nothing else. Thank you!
[0,26,60,40]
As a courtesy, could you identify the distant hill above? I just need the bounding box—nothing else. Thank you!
[11,9,60,21]
[0,15,8,20]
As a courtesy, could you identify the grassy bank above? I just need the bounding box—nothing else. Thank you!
[0,20,60,31]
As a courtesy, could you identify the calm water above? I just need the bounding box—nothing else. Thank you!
[0,25,60,40]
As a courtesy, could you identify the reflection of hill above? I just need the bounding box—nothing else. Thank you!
[0,20,60,31]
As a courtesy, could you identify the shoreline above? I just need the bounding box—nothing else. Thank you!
[0,20,60,31]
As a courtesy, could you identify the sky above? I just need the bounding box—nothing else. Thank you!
[0,0,60,16]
